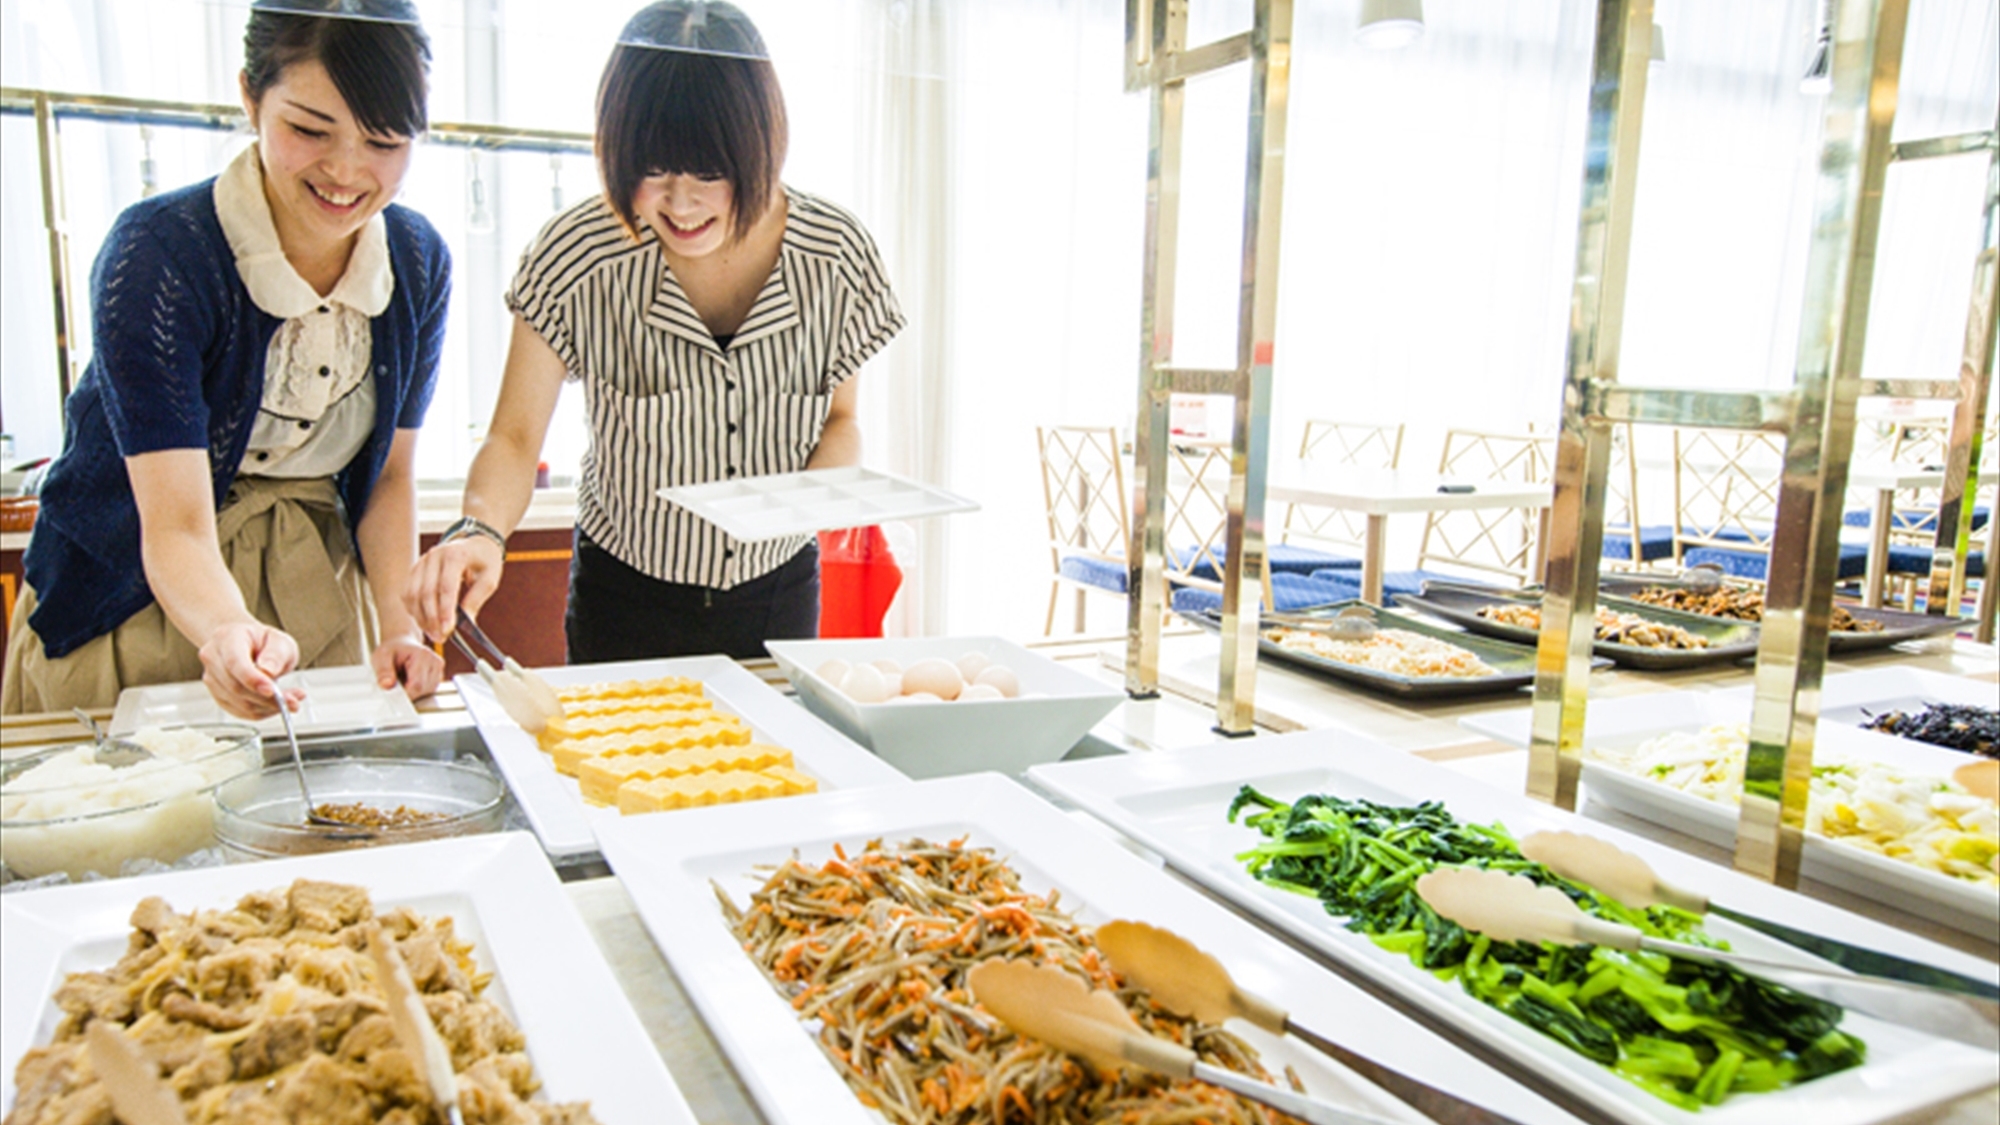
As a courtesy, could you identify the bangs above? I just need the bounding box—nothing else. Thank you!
[318,18,430,138]
[596,41,787,243]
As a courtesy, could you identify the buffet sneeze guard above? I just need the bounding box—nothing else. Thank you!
[1529,0,1998,889]
[1122,0,1290,736]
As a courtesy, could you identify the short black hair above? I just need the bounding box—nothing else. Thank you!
[243,3,432,139]
[596,2,788,243]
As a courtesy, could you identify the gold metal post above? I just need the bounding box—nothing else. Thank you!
[32,92,78,419]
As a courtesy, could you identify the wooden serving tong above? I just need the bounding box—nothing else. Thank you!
[449,608,564,733]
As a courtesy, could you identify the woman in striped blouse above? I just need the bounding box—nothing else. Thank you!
[406,1,903,662]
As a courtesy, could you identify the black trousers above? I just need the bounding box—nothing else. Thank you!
[565,532,820,664]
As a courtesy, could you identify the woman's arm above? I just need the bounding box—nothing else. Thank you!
[126,448,300,718]
[804,375,862,469]
[405,314,568,640]
[355,427,444,699]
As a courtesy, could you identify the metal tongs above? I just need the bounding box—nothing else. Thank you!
[1681,561,1728,593]
[1265,605,1379,641]
[448,608,564,733]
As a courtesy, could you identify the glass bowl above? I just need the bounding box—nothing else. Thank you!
[212,757,506,859]
[0,722,261,879]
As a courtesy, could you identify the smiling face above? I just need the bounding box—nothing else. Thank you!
[242,58,412,266]
[632,171,737,261]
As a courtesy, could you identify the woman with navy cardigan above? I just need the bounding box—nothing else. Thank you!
[1,0,450,720]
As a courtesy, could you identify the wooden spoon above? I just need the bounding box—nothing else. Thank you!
[1953,758,1999,803]
[366,926,466,1125]
[965,960,1402,1125]
[1094,921,1529,1125]
[84,1021,188,1125]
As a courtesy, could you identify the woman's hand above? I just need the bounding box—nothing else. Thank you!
[405,536,506,642]
[198,621,303,720]
[371,632,445,701]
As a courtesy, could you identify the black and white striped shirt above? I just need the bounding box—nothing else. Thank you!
[507,188,904,589]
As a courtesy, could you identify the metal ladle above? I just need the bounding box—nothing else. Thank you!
[72,708,152,768]
[269,678,353,832]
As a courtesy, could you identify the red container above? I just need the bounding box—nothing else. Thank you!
[817,526,902,638]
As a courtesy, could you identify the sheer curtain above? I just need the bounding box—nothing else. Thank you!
[2,0,1994,639]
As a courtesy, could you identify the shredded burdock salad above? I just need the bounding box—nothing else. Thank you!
[718,837,1306,1125]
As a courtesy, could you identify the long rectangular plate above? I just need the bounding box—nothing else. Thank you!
[1395,585,1760,669]
[1,833,691,1123]
[1026,735,1998,1125]
[1595,576,1962,652]
[593,773,1572,1125]
[457,655,908,860]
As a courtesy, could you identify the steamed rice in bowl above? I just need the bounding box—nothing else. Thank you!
[0,722,260,879]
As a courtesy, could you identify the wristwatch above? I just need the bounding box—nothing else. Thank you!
[440,516,507,550]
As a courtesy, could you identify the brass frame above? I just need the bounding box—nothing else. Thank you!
[0,85,593,430]
[1530,0,1978,890]
[1122,0,1292,736]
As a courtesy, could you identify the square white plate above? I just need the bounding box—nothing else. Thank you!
[661,465,978,542]
[457,655,909,860]
[1712,667,1995,735]
[593,772,1573,1125]
[1458,692,1998,939]
[108,664,419,739]
[764,636,1126,777]
[0,833,691,1123]
[1027,735,1998,1125]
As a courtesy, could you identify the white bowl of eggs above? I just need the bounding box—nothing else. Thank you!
[764,637,1126,779]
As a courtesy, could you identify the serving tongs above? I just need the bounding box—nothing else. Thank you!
[1417,866,2000,1050]
[85,1020,188,1125]
[448,608,563,733]
[1095,920,1530,1125]
[1518,830,2000,1002]
[367,925,466,1125]
[1265,605,1380,641]
[967,960,1405,1125]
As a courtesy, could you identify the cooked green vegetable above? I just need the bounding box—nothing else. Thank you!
[1227,787,1867,1109]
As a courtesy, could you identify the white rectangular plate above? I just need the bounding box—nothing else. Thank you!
[593,772,1573,1125]
[1714,667,1996,735]
[1459,692,1999,939]
[1,833,691,1123]
[458,656,909,860]
[1027,735,1998,1125]
[109,664,420,739]
[661,465,978,541]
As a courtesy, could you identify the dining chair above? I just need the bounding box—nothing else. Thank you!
[1036,425,1130,634]
[1156,441,1333,618]
[1413,428,1554,585]
[1671,427,1869,583]
[1601,422,1676,570]
[1867,416,1995,608]
[1275,419,1403,568]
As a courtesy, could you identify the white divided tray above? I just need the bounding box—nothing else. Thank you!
[660,465,977,541]
[108,664,419,739]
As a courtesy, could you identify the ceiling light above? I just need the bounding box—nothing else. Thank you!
[1801,0,1833,94]
[1357,0,1424,51]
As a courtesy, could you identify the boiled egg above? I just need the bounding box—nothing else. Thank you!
[973,665,1020,698]
[841,662,893,703]
[901,657,965,700]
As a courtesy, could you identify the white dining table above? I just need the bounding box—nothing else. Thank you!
[1845,463,1999,608]
[1264,468,1552,604]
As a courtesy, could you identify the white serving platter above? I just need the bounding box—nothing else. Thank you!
[0,833,690,1123]
[661,465,978,542]
[1026,734,1999,1125]
[592,772,1574,1125]
[108,663,420,739]
[457,655,909,860]
[1459,691,1999,939]
[1713,666,1995,736]
[764,636,1125,778]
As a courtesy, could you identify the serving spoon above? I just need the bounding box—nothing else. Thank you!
[72,707,152,768]
[1415,867,1999,1050]
[1517,830,1999,1000]
[267,678,359,834]
[966,959,1404,1125]
[1266,605,1380,641]
[1094,920,1527,1125]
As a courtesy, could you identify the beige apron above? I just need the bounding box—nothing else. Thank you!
[1,477,372,715]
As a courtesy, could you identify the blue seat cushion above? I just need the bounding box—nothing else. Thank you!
[1169,572,1353,616]
[1057,554,1129,593]
[1308,568,1500,602]
[1175,542,1362,578]
[1603,524,1677,562]
[1886,544,1985,578]
[1682,542,1870,582]
[1844,505,1991,532]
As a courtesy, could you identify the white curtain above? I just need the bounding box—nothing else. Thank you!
[3,0,1995,640]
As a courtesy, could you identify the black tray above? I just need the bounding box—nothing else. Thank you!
[1182,600,1601,698]
[1392,583,1762,670]
[1596,575,1963,653]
